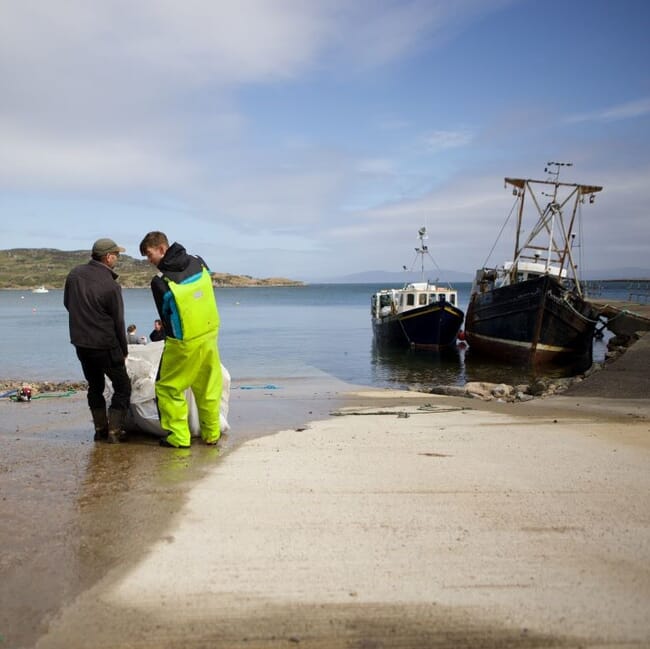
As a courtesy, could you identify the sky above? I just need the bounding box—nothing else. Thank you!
[1,0,649,281]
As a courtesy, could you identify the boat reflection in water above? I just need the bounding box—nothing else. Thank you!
[370,339,576,393]
[370,341,465,391]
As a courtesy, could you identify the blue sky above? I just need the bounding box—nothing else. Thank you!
[1,0,649,280]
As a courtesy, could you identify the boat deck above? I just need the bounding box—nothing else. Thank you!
[586,298,650,337]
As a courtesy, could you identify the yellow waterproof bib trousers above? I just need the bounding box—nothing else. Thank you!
[156,331,222,447]
[157,268,222,447]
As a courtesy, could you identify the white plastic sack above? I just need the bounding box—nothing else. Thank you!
[106,340,230,437]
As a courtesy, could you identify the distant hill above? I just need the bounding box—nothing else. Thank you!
[0,248,303,289]
[314,269,474,284]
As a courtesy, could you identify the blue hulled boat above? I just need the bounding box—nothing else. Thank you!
[371,227,464,350]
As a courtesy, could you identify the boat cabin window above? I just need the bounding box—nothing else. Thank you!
[449,294,456,305]
[419,294,427,305]
[406,294,415,306]
[438,294,446,303]
[379,294,392,308]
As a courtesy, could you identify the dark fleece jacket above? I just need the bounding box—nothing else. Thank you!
[64,259,128,355]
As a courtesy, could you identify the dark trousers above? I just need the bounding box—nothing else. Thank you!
[75,346,131,411]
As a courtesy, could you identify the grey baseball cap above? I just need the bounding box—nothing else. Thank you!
[92,238,126,256]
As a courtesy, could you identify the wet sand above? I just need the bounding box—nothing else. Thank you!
[0,375,348,649]
[1,346,649,649]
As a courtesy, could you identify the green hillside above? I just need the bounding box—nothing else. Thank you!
[0,248,303,289]
[0,248,155,289]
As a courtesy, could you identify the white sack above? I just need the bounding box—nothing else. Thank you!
[106,340,230,437]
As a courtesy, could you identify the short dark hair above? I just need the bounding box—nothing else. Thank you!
[139,231,169,256]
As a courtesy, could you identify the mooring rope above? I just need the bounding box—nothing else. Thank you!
[4,389,77,401]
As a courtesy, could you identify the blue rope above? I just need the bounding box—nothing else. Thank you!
[237,384,280,390]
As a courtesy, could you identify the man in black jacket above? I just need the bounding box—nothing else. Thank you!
[64,238,132,443]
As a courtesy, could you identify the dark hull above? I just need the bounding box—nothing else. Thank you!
[373,303,464,350]
[464,275,598,374]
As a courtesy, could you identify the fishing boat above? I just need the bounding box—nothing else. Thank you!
[371,227,464,349]
[464,162,602,374]
[32,286,49,294]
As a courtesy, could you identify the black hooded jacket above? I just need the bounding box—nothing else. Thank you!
[150,242,209,339]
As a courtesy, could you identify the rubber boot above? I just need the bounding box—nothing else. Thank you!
[91,408,108,442]
[107,408,127,444]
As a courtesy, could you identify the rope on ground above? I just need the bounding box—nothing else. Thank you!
[331,404,469,417]
[416,404,470,413]
[32,390,77,399]
[7,390,77,402]
[237,384,280,390]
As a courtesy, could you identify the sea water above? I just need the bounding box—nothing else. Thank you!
[0,282,629,389]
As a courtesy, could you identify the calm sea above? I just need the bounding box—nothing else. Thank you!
[0,282,631,389]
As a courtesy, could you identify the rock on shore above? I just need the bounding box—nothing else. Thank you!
[0,379,86,396]
[430,330,648,403]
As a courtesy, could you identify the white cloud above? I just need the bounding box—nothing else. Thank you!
[328,0,514,70]
[356,158,396,175]
[0,1,331,88]
[0,118,196,189]
[565,97,650,124]
[0,0,509,197]
[424,129,474,151]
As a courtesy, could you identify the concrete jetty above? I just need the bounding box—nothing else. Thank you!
[587,297,650,337]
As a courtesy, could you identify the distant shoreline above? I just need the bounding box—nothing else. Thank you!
[0,282,306,291]
[3,277,649,291]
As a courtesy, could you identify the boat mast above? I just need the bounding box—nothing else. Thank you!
[416,226,428,282]
[543,162,571,272]
[511,180,526,283]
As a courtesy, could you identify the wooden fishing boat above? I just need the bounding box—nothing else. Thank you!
[464,163,602,374]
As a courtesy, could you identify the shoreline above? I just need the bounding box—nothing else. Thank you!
[1,343,649,648]
[2,329,646,404]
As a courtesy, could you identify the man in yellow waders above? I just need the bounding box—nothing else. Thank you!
[139,231,222,448]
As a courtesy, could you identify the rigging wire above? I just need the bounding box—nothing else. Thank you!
[408,247,454,288]
[481,194,519,269]
[406,226,452,288]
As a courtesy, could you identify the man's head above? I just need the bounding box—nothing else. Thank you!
[92,238,125,268]
[139,231,169,267]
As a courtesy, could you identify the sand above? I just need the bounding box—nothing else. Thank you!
[1,355,649,648]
